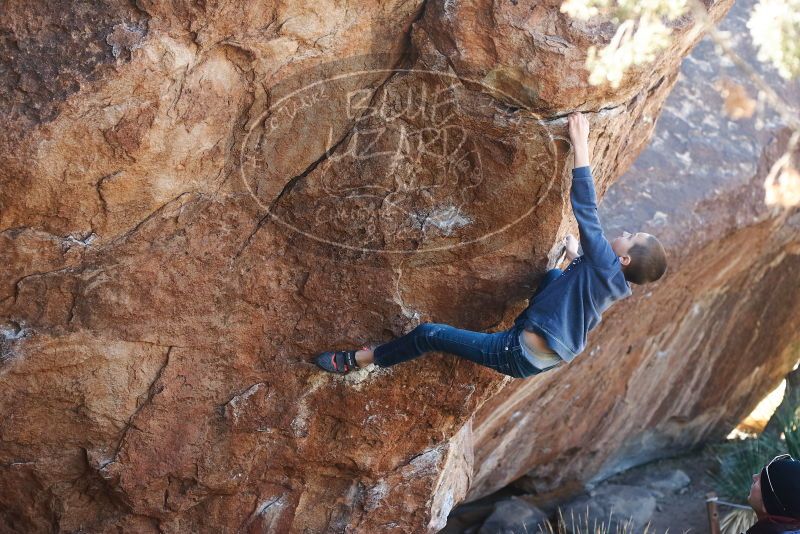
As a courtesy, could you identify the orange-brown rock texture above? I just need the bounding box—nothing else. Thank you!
[469,0,800,506]
[0,0,764,532]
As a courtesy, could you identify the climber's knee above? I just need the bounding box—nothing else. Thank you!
[413,322,448,340]
[413,322,436,337]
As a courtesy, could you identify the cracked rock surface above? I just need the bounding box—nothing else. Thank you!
[0,0,760,532]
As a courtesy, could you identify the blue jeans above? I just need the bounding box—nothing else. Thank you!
[373,322,541,378]
[373,269,566,378]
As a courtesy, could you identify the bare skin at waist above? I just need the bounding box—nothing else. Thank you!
[520,329,556,354]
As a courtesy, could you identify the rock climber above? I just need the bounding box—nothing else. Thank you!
[314,112,667,378]
[743,454,800,533]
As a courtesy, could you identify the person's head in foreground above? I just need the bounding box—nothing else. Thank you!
[748,454,800,524]
[611,231,667,285]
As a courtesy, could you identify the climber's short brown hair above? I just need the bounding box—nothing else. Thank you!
[624,235,667,285]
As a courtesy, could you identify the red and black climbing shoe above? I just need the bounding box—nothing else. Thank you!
[315,346,369,374]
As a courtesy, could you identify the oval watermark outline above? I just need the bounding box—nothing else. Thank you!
[238,66,562,255]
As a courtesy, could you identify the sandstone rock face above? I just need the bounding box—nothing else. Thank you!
[1,0,740,532]
[469,0,800,504]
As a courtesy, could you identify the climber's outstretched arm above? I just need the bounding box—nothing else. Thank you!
[567,112,617,268]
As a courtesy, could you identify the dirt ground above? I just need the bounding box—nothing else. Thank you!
[442,445,747,533]
[604,448,724,533]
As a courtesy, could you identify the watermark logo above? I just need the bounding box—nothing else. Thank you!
[239,54,560,263]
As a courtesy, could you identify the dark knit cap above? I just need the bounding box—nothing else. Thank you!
[761,456,800,518]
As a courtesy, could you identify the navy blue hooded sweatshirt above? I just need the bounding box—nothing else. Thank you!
[512,165,632,363]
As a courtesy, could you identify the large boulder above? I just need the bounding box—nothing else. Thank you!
[468,0,800,505]
[0,0,749,532]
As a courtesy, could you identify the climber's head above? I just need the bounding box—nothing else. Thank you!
[748,454,800,518]
[611,231,667,285]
